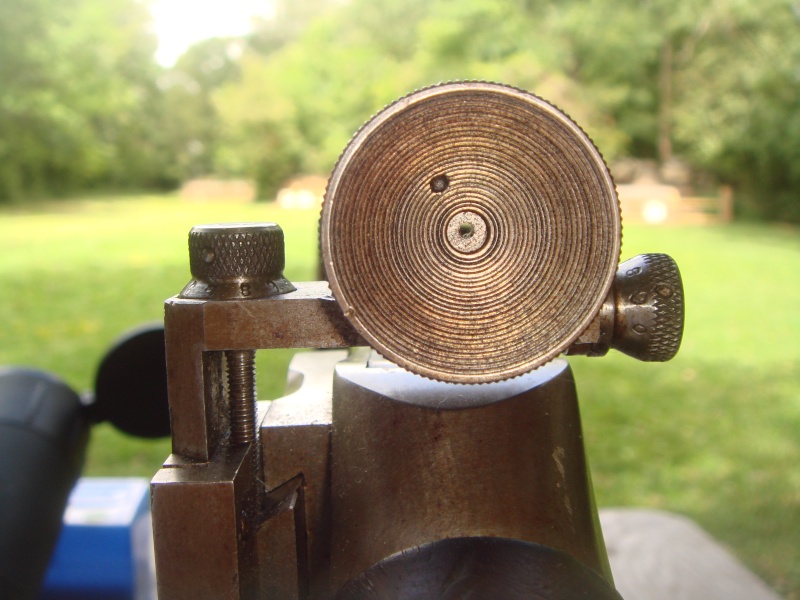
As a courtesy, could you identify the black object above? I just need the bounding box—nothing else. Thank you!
[337,537,623,600]
[91,323,170,438]
[0,368,91,600]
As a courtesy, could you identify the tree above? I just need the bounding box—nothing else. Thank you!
[670,0,800,220]
[0,0,165,201]
[554,0,800,220]
[156,37,243,181]
[213,0,628,198]
[6,0,794,220]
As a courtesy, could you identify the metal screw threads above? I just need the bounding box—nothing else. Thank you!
[178,223,297,449]
[180,222,296,300]
[226,350,257,445]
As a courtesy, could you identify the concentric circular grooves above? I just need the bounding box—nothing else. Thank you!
[321,82,621,384]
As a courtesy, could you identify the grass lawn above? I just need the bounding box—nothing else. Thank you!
[1,195,798,597]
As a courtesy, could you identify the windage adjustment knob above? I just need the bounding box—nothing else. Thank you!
[612,253,684,361]
[180,223,296,300]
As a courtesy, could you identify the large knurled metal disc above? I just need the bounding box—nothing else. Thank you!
[321,82,621,384]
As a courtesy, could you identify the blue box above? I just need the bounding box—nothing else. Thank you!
[39,478,156,600]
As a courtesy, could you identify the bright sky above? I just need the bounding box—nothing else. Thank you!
[150,0,275,66]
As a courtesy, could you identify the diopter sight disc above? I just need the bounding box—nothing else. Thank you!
[321,82,621,384]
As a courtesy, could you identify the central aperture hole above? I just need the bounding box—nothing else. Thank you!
[445,211,489,255]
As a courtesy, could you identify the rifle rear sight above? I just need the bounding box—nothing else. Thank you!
[151,81,684,600]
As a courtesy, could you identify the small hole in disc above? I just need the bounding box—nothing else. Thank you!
[459,223,475,238]
[430,174,449,193]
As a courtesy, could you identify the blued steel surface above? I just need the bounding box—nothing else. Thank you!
[261,350,343,600]
[163,283,362,461]
[329,355,613,591]
[151,443,260,599]
[181,223,295,300]
[612,254,684,361]
[337,537,623,600]
[226,349,257,446]
[257,476,309,600]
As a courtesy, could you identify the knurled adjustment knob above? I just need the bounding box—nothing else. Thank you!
[612,253,684,361]
[180,223,296,300]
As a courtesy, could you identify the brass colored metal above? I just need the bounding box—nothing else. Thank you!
[321,81,621,384]
[568,253,684,361]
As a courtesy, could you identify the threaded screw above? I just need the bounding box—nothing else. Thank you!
[225,350,257,445]
[181,223,293,450]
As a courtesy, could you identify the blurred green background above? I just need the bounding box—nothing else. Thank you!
[2,0,799,220]
[1,0,799,598]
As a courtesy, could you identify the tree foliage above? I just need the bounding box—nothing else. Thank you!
[1,0,798,220]
[554,0,800,220]
[213,0,629,199]
[155,37,243,181]
[210,0,799,220]
[0,0,164,200]
[669,0,800,220]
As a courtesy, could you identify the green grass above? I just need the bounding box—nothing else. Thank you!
[573,224,800,598]
[0,195,320,477]
[1,196,798,597]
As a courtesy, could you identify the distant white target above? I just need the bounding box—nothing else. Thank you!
[643,200,669,224]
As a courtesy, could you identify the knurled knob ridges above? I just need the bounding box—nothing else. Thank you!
[180,223,296,300]
[613,253,684,362]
